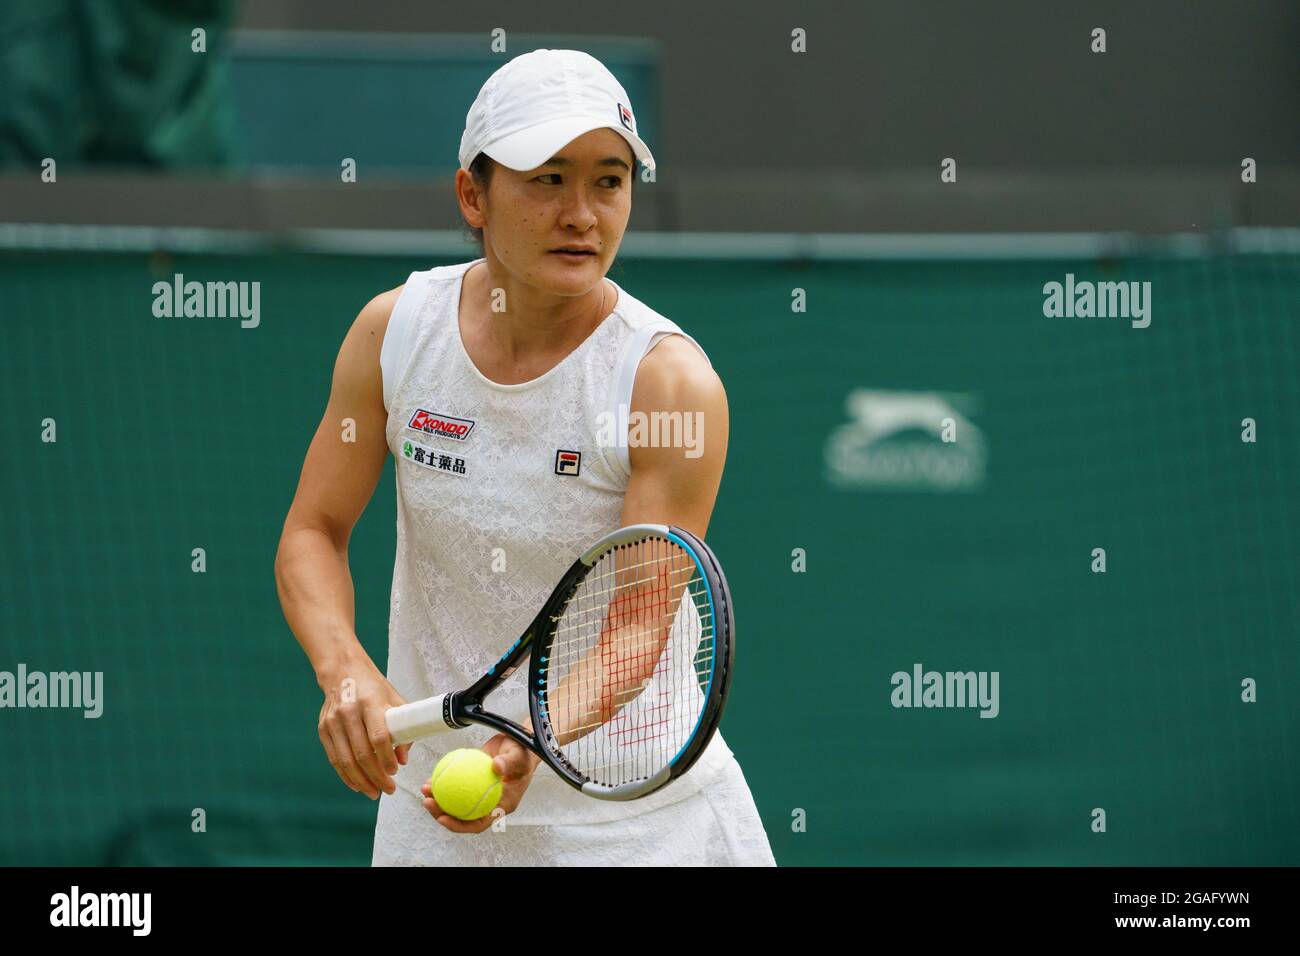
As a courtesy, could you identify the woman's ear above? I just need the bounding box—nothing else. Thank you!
[455,168,488,230]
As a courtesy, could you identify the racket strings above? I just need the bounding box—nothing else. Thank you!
[547,560,695,623]
[538,535,715,788]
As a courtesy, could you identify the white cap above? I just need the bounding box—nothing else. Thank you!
[458,49,655,173]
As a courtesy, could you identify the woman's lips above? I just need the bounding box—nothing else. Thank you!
[550,250,596,262]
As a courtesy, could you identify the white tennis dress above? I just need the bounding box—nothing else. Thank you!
[371,258,775,866]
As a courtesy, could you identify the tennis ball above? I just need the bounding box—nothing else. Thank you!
[430,748,503,821]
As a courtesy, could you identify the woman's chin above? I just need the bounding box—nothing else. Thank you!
[542,254,602,288]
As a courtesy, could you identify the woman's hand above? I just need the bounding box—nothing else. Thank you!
[317,651,411,800]
[422,733,541,833]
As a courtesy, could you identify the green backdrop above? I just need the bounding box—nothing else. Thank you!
[1,246,1296,865]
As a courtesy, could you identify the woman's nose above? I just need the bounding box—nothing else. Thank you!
[559,187,597,229]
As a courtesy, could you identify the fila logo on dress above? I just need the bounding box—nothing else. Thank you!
[555,450,582,476]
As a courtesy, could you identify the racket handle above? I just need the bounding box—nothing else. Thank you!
[386,694,455,744]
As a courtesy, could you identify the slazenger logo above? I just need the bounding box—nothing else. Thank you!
[824,389,986,492]
[407,408,475,441]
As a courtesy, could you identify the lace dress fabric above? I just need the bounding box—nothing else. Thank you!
[371,260,775,866]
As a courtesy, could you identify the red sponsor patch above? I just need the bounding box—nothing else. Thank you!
[407,408,475,441]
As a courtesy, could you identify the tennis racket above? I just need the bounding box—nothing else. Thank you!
[385,523,733,801]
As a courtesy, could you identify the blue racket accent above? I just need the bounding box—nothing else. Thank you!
[664,530,716,769]
[488,637,523,676]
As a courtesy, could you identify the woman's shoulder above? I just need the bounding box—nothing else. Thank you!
[607,278,688,335]
[606,280,713,370]
[379,259,480,332]
[356,284,405,339]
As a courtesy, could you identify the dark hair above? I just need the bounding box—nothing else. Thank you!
[461,146,637,252]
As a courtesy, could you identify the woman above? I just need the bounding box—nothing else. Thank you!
[275,48,774,865]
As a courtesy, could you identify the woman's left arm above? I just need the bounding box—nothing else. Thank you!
[618,335,730,537]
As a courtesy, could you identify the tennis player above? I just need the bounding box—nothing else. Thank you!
[275,49,774,866]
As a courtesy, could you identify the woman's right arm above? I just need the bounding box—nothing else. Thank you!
[274,286,406,800]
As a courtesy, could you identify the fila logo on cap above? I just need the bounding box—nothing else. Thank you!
[555,449,582,476]
[617,103,634,132]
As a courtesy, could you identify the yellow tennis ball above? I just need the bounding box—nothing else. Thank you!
[430,748,503,821]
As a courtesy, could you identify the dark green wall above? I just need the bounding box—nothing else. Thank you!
[1,249,1296,864]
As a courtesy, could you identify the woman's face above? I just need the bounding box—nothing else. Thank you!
[474,127,634,297]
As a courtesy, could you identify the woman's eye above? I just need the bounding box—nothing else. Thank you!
[535,174,622,187]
